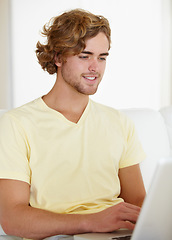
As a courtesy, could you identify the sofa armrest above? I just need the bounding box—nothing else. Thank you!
[160,106,172,156]
[121,108,170,191]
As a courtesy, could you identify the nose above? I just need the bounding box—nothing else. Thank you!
[88,59,99,72]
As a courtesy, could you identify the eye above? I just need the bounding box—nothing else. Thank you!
[99,57,107,61]
[79,55,89,59]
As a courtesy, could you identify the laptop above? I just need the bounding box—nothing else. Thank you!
[74,157,172,240]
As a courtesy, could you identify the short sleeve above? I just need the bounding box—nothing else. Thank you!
[0,112,31,183]
[119,113,146,168]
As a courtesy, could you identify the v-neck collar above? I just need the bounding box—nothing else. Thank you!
[39,97,91,126]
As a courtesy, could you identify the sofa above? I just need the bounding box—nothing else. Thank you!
[0,106,172,237]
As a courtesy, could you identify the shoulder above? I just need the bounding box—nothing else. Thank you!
[89,100,136,139]
[0,98,44,133]
[90,99,119,116]
[90,99,133,127]
[0,98,42,122]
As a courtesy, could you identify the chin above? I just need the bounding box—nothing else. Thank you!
[75,84,99,96]
[84,86,99,95]
[88,91,97,96]
[83,89,98,96]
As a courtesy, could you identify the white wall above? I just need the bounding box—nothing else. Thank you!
[4,0,172,109]
[161,0,172,107]
[0,0,11,109]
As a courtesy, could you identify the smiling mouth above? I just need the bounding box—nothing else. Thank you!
[83,76,97,81]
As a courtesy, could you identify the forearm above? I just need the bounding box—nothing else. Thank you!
[2,205,89,239]
[1,202,141,239]
[0,178,141,239]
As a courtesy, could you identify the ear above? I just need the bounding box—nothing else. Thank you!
[54,53,62,67]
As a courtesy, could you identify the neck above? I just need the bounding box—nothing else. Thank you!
[42,78,89,123]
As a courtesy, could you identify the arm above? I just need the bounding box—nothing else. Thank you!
[0,179,141,239]
[0,179,87,239]
[118,164,146,207]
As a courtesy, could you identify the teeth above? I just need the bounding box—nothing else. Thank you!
[85,77,96,80]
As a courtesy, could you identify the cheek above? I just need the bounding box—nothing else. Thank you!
[62,63,82,80]
[68,60,85,73]
[100,62,106,75]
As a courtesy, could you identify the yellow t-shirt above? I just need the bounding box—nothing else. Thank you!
[0,98,145,214]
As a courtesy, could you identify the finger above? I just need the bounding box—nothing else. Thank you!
[118,203,141,217]
[122,202,141,211]
[120,212,139,224]
[118,220,135,230]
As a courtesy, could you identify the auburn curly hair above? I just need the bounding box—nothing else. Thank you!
[36,9,111,74]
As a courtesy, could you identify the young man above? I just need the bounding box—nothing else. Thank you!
[0,9,146,240]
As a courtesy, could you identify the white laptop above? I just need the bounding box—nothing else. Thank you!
[74,157,172,240]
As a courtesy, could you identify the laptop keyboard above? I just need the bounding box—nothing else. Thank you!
[112,236,131,240]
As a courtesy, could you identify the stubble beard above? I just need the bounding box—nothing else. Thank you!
[61,68,101,96]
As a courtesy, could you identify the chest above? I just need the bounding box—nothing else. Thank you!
[28,120,125,175]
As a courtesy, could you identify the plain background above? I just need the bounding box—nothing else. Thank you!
[0,0,172,110]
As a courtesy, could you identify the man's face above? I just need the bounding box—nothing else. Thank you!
[56,32,109,96]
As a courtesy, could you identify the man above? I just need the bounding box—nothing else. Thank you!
[0,9,146,240]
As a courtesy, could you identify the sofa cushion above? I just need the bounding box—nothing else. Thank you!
[0,110,7,117]
[160,106,172,156]
[122,109,170,191]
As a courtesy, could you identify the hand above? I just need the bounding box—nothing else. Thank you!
[85,202,141,233]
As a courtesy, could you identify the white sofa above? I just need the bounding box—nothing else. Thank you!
[0,106,172,237]
[121,107,171,190]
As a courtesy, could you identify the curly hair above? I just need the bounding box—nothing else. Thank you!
[36,9,111,74]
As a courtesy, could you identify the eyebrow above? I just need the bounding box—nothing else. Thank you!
[81,51,109,56]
